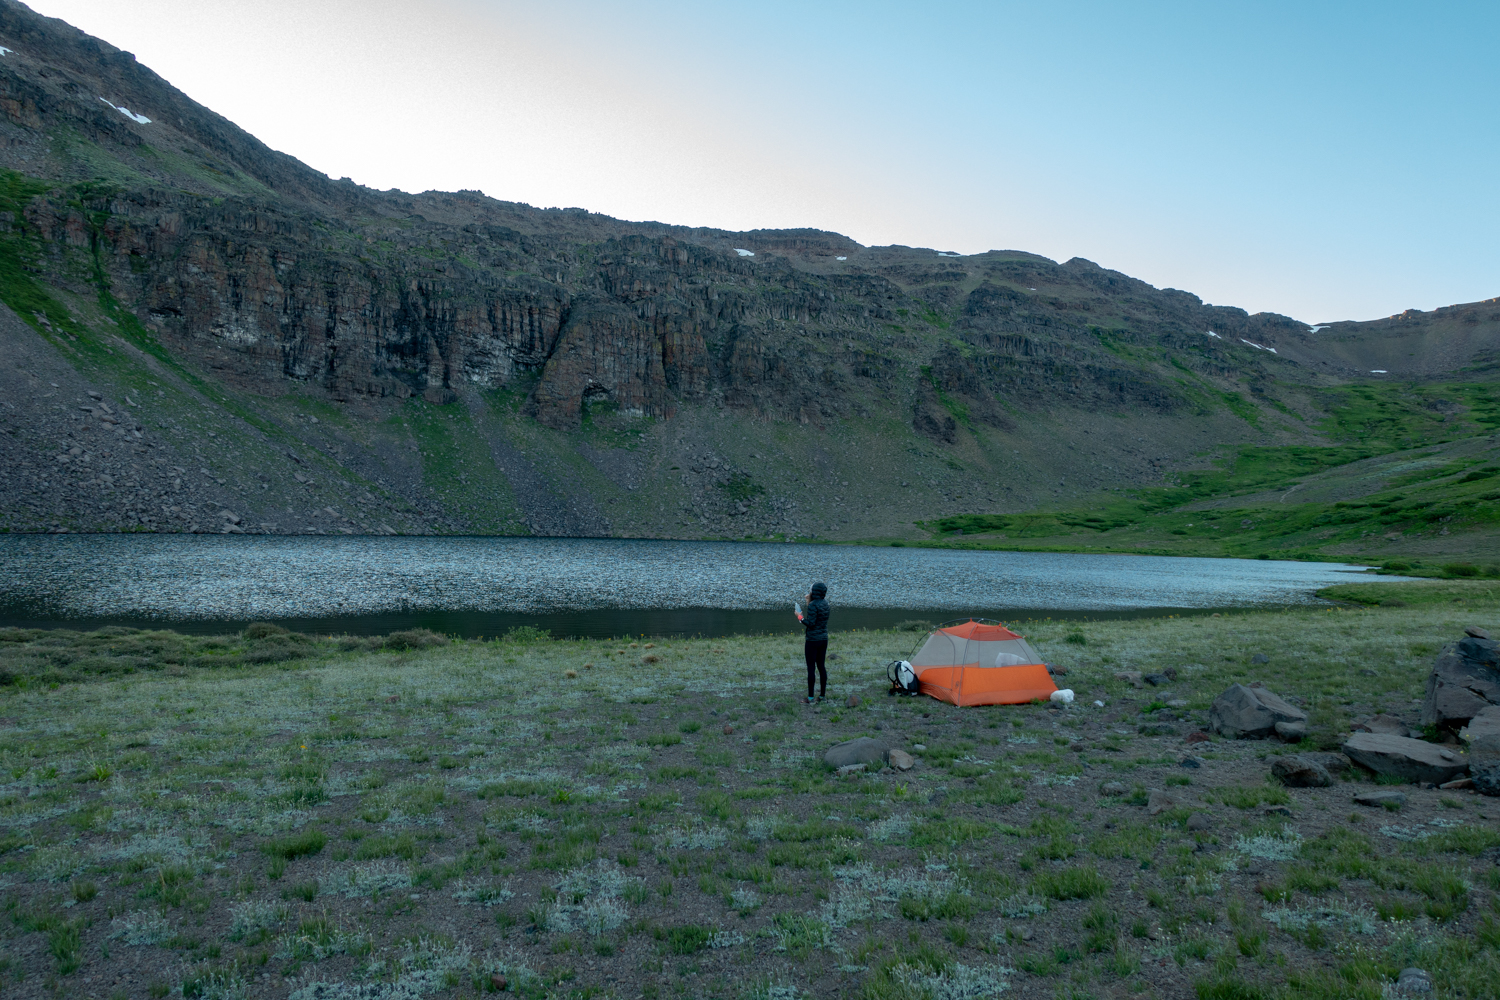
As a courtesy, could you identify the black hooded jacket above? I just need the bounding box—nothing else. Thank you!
[802,582,830,642]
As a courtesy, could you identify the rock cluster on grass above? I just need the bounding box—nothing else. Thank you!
[1208,682,1307,740]
[1421,627,1500,734]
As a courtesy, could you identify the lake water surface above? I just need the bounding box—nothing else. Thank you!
[0,535,1377,637]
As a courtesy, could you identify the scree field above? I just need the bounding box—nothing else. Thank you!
[1,581,1499,999]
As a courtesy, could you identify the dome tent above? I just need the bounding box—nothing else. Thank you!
[907,619,1057,707]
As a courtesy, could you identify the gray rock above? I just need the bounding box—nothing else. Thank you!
[1144,673,1170,686]
[1146,789,1183,815]
[823,737,886,769]
[1251,653,1270,664]
[1342,732,1469,784]
[1353,789,1407,808]
[1301,751,1353,776]
[1396,968,1432,994]
[1186,812,1212,831]
[1461,705,1500,743]
[1209,683,1308,739]
[886,748,915,771]
[1100,781,1127,796]
[1115,671,1144,688]
[1421,634,1500,733]
[1274,720,1308,743]
[1467,627,1492,640]
[1353,714,1410,738]
[1469,733,1500,796]
[1271,755,1333,787]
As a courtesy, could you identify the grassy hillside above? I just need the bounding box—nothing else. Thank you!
[1,585,1497,998]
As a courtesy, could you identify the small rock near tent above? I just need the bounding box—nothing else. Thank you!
[905,619,1056,706]
[1208,682,1307,739]
[823,737,886,769]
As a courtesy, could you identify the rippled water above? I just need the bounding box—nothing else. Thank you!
[0,535,1374,637]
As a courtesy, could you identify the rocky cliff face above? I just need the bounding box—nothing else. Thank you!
[1,0,1498,544]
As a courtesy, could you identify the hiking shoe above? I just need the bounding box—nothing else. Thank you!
[805,696,815,704]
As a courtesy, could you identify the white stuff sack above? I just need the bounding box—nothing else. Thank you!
[1049,688,1075,704]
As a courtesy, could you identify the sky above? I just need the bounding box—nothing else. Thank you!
[31,0,1500,323]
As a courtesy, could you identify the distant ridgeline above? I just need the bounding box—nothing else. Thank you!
[0,0,1497,561]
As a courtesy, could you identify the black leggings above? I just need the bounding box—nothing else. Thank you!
[805,640,828,698]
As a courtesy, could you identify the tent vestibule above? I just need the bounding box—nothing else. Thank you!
[909,619,1056,707]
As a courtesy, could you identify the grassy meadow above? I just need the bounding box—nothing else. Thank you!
[0,581,1498,999]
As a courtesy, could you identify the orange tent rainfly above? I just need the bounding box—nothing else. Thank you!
[908,619,1057,707]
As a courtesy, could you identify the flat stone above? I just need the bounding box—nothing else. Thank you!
[886,749,915,771]
[1047,663,1069,676]
[1274,720,1308,743]
[1353,713,1410,737]
[1186,812,1212,831]
[1100,781,1127,796]
[1271,754,1332,787]
[1184,731,1212,744]
[1439,777,1475,790]
[1342,732,1469,784]
[912,743,927,751]
[1115,671,1144,688]
[1210,683,1308,739]
[1144,673,1170,686]
[1263,804,1292,817]
[1166,699,1189,709]
[1467,627,1492,640]
[1251,653,1270,664]
[1180,756,1203,769]
[823,737,886,769]
[1354,790,1407,808]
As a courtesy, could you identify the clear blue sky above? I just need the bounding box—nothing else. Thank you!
[35,0,1500,322]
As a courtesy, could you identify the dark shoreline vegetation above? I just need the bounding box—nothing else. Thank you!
[0,578,1497,999]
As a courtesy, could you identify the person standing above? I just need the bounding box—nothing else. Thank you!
[801,581,831,704]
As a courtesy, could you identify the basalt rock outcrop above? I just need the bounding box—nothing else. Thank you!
[1422,633,1500,734]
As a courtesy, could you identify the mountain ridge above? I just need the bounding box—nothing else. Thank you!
[1,0,1498,565]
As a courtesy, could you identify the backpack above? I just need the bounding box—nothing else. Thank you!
[886,660,920,696]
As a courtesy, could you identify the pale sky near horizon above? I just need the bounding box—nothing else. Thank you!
[29,0,1500,324]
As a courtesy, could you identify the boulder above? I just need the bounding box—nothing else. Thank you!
[1271,755,1332,787]
[1251,653,1270,664]
[824,737,886,769]
[1396,968,1432,994]
[1421,634,1500,733]
[1353,714,1411,738]
[1100,781,1127,796]
[1353,790,1406,808]
[1274,721,1308,743]
[1469,733,1500,796]
[885,748,915,771]
[1144,673,1170,686]
[1341,732,1469,784]
[1467,626,1492,639]
[1209,683,1308,739]
[1460,705,1500,743]
[1186,812,1212,831]
[1301,752,1352,776]
[1146,789,1183,815]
